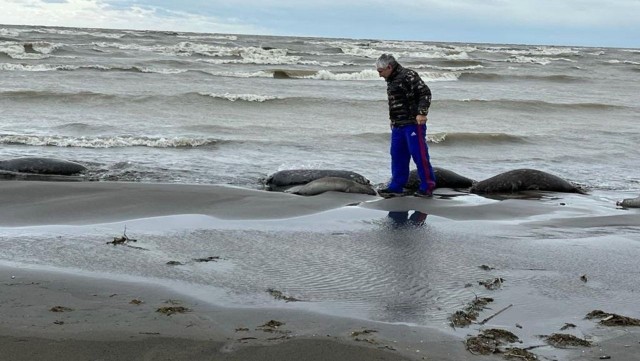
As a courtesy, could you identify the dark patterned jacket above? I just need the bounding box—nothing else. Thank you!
[385,64,432,126]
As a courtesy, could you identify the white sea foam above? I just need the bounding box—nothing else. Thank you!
[199,93,281,102]
[0,42,50,60]
[413,64,484,71]
[505,56,577,65]
[306,69,379,81]
[178,34,238,41]
[29,41,61,54]
[92,41,171,53]
[339,43,471,61]
[303,69,459,82]
[607,59,640,65]
[0,134,216,148]
[485,46,580,57]
[419,72,461,82]
[0,28,20,37]
[37,27,124,39]
[0,63,58,72]
[172,41,239,57]
[403,50,471,60]
[0,63,186,74]
[137,67,186,74]
[338,45,383,59]
[203,70,274,78]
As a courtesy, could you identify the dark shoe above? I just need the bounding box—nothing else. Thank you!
[379,188,403,198]
[414,190,433,198]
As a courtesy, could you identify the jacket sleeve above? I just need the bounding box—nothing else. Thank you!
[408,71,432,116]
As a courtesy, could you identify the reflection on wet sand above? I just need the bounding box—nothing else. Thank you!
[386,210,428,228]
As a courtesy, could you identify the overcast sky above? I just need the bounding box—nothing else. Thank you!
[1,0,638,48]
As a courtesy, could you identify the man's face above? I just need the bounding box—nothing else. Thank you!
[377,65,392,79]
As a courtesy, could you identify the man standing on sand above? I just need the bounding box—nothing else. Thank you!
[376,53,436,197]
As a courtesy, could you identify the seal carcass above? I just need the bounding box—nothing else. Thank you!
[470,169,584,194]
[289,176,377,196]
[265,169,370,191]
[404,167,476,191]
[617,196,640,208]
[0,157,86,175]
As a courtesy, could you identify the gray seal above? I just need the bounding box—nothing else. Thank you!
[404,167,476,190]
[265,169,370,191]
[617,196,640,208]
[288,177,377,196]
[0,157,86,175]
[470,168,585,194]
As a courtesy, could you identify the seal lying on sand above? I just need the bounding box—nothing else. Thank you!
[0,157,86,175]
[470,168,585,194]
[404,167,476,191]
[617,196,640,208]
[288,176,377,196]
[0,169,85,182]
[265,169,370,191]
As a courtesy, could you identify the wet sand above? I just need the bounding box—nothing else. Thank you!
[0,265,495,361]
[1,181,639,360]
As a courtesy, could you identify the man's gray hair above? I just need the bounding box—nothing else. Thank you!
[376,53,397,69]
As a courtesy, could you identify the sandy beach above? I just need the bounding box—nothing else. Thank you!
[1,181,640,360]
[0,264,494,361]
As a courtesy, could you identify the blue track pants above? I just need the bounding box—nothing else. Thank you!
[388,124,436,193]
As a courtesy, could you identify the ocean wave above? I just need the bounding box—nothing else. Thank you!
[606,59,640,66]
[484,46,581,57]
[413,64,484,71]
[0,62,187,74]
[91,41,241,58]
[197,92,282,102]
[0,134,223,148]
[352,131,525,145]
[92,42,307,65]
[459,72,584,83]
[1,89,285,105]
[203,70,274,78]
[32,27,125,39]
[504,55,577,65]
[0,63,57,71]
[429,132,527,145]
[439,99,628,111]
[53,122,116,133]
[177,34,238,41]
[0,90,118,101]
[269,69,459,82]
[0,28,20,37]
[307,39,472,61]
[0,41,60,59]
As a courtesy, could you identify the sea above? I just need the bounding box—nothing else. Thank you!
[1,24,639,190]
[2,25,640,345]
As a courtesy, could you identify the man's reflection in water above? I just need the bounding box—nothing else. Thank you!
[387,210,428,228]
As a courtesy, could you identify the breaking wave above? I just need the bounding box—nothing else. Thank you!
[0,134,223,148]
[429,132,527,145]
[197,93,282,102]
[0,62,187,74]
